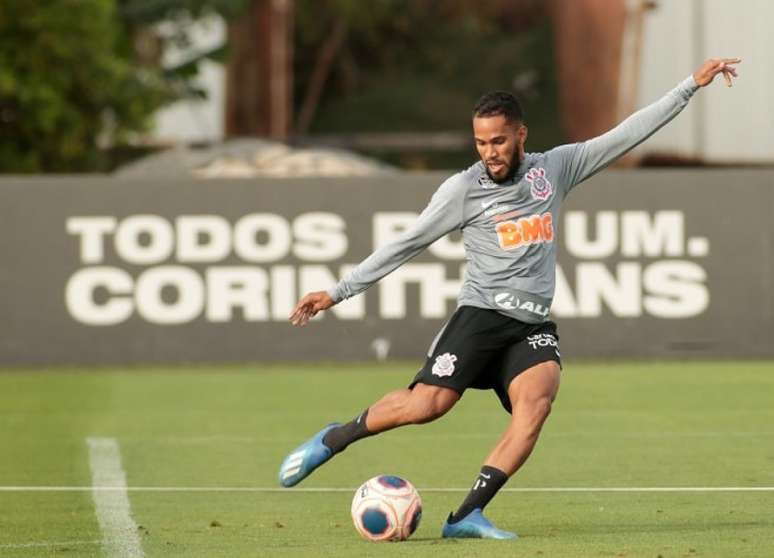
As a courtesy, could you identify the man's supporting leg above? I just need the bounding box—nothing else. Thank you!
[280,384,459,486]
[483,360,561,475]
[445,361,560,536]
[448,466,509,524]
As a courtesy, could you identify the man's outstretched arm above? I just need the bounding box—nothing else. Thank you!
[290,176,466,326]
[554,57,741,191]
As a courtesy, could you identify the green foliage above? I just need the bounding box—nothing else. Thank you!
[0,0,249,172]
[0,0,560,172]
[294,1,562,169]
[119,0,250,23]
[117,0,245,64]
[0,1,170,171]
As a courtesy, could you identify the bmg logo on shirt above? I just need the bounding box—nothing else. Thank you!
[495,212,554,250]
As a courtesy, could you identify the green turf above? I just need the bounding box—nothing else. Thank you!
[0,361,773,557]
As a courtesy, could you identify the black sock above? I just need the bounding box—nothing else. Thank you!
[449,465,509,523]
[321,409,372,455]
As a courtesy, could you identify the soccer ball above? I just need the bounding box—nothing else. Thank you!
[351,475,422,542]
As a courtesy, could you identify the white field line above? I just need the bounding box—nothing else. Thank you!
[2,485,774,493]
[135,432,774,442]
[86,437,144,558]
[0,539,101,550]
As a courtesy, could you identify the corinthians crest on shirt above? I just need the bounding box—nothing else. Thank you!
[525,167,553,201]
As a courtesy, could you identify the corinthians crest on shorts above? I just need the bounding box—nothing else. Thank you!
[525,167,553,201]
[431,353,457,377]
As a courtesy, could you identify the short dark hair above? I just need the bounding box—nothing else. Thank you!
[472,91,524,123]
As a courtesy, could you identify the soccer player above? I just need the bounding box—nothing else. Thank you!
[278,58,740,539]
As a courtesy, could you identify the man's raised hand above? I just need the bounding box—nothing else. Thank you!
[289,290,335,326]
[693,58,741,88]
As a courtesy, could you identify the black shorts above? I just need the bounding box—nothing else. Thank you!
[409,306,561,414]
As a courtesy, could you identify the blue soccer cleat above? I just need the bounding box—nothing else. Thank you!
[441,508,518,540]
[278,423,340,487]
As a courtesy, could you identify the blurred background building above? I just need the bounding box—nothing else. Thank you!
[1,0,770,175]
[149,0,773,172]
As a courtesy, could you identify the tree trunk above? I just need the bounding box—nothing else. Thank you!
[548,0,627,144]
[225,0,294,140]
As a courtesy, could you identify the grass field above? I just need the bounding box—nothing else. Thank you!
[1,361,773,557]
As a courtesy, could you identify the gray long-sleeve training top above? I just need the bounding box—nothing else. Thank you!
[328,75,699,324]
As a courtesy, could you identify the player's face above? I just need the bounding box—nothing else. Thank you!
[473,115,527,183]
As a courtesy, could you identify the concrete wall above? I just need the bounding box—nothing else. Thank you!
[1,170,772,366]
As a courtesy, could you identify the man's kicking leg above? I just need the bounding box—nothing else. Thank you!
[279,383,459,487]
[442,360,561,539]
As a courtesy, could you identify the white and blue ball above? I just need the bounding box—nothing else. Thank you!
[351,475,422,541]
